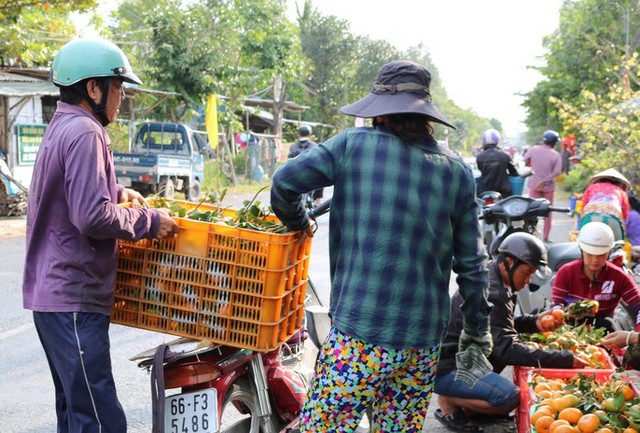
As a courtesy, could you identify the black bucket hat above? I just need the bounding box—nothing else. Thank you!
[340,60,455,129]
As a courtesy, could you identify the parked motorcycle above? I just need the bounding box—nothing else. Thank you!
[479,194,570,259]
[481,196,640,331]
[129,200,358,433]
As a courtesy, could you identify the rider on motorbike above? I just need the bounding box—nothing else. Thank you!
[434,233,582,433]
[552,221,640,332]
[579,168,631,241]
[475,129,518,198]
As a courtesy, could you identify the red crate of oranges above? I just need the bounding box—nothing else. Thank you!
[517,369,640,433]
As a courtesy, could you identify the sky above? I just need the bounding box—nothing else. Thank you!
[287,0,564,136]
[83,0,564,137]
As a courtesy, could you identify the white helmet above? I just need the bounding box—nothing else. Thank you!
[578,222,615,255]
[482,129,501,146]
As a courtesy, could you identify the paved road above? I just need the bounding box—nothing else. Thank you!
[0,190,576,432]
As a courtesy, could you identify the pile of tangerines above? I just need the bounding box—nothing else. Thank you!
[521,306,610,369]
[530,372,640,433]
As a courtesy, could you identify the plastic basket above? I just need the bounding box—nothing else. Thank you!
[111,203,312,352]
[516,365,616,433]
[512,346,616,387]
[510,176,525,195]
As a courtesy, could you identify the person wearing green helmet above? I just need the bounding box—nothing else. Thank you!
[23,38,179,433]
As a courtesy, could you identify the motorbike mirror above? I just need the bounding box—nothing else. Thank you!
[536,265,552,279]
[528,283,541,293]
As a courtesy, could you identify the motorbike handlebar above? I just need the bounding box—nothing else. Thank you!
[310,199,331,219]
[549,206,572,214]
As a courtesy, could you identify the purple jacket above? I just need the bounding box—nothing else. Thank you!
[23,102,160,315]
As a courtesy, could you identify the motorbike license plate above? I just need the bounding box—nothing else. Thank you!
[117,176,132,187]
[165,389,217,433]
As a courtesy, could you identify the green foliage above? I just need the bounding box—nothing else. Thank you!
[106,122,131,153]
[524,0,640,131]
[563,163,591,194]
[551,60,640,192]
[5,0,495,168]
[294,2,360,133]
[0,1,96,66]
[231,150,247,175]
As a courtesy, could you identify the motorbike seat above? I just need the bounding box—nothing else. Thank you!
[547,242,581,272]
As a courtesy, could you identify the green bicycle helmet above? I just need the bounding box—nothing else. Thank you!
[51,38,142,86]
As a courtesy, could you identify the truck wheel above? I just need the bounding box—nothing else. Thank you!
[160,179,175,200]
[187,180,201,202]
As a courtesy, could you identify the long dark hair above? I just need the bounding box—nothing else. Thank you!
[373,113,435,142]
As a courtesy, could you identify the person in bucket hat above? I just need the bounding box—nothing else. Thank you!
[23,38,178,433]
[340,60,456,128]
[271,60,491,432]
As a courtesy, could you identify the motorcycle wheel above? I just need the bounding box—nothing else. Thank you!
[219,377,281,433]
[159,178,175,200]
[186,179,201,202]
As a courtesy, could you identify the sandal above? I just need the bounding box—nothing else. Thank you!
[434,408,484,433]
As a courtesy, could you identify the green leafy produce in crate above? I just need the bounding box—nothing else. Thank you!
[150,186,287,233]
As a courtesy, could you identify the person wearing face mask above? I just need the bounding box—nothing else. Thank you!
[22,38,179,433]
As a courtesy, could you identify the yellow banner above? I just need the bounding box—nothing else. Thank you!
[205,94,219,148]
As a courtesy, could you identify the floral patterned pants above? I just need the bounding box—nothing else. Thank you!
[299,326,441,432]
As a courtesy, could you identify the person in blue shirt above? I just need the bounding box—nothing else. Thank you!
[271,60,491,433]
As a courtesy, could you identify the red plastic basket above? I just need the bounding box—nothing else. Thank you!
[516,366,616,433]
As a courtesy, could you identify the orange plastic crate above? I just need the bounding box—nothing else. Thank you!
[111,204,312,351]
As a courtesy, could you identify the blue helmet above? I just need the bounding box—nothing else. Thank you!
[543,130,560,145]
[482,129,501,146]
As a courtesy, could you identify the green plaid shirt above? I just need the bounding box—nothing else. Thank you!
[271,127,490,349]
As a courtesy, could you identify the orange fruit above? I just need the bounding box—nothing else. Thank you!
[554,426,576,433]
[595,429,613,433]
[561,394,580,408]
[619,384,635,401]
[559,407,583,425]
[552,395,579,413]
[548,380,566,391]
[577,414,601,433]
[624,428,639,433]
[550,419,571,432]
[532,409,555,425]
[537,390,554,399]
[535,382,553,394]
[541,314,557,330]
[552,309,566,321]
[538,405,557,416]
[535,415,556,433]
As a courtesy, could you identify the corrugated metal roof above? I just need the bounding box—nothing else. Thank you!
[0,71,58,96]
[0,81,59,97]
[0,71,44,82]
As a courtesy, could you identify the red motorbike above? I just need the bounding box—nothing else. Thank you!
[131,202,334,433]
